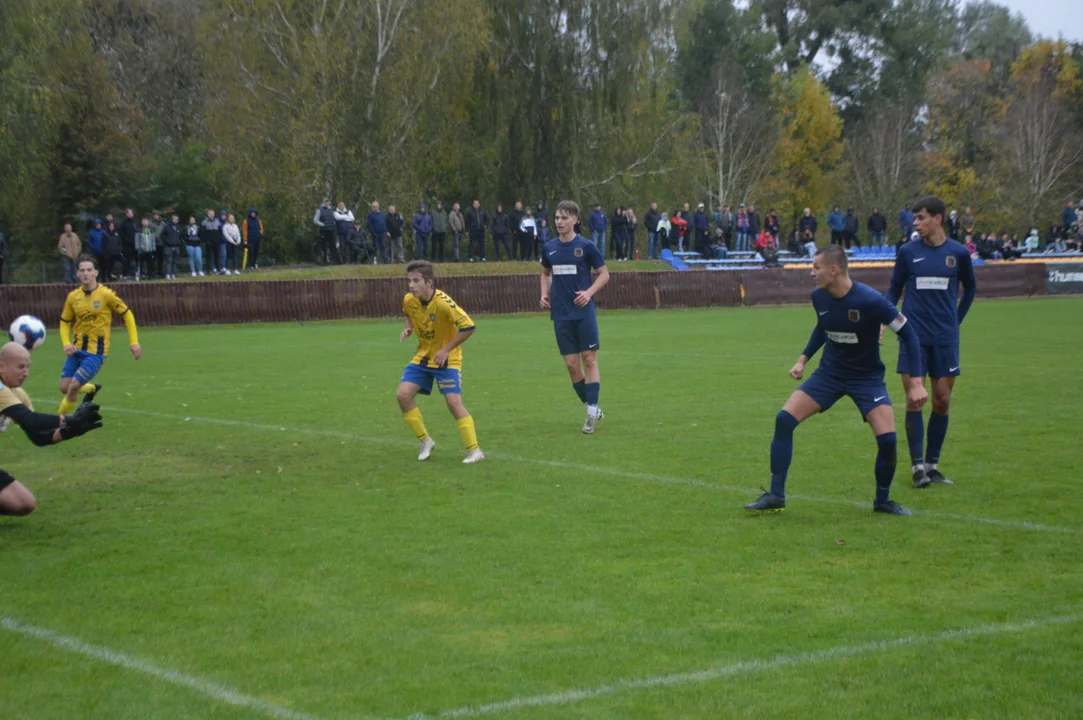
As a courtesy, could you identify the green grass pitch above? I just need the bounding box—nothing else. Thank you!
[2,297,1082,719]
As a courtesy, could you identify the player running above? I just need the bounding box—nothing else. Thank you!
[745,245,927,516]
[0,342,104,517]
[396,260,484,464]
[885,196,976,488]
[58,256,142,414]
[539,200,610,434]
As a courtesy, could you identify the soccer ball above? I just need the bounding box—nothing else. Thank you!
[9,315,47,350]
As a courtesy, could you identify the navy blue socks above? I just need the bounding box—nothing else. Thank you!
[905,411,924,470]
[926,412,949,467]
[875,432,897,504]
[770,410,799,497]
[572,379,587,404]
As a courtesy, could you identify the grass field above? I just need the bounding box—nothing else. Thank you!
[3,297,1082,719]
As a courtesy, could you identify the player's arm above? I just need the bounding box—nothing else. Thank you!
[60,297,76,357]
[884,249,908,306]
[0,402,103,446]
[431,326,475,368]
[574,247,609,307]
[956,251,977,325]
[110,291,141,359]
[790,325,825,380]
[400,314,414,342]
[879,302,928,408]
[539,264,553,309]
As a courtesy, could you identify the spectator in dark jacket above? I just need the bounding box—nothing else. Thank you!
[898,202,915,243]
[509,201,526,260]
[119,208,138,277]
[644,202,662,259]
[866,208,887,247]
[588,204,607,258]
[411,203,432,260]
[612,206,630,261]
[103,221,125,282]
[947,209,961,241]
[313,198,338,264]
[243,208,264,270]
[346,220,367,264]
[827,205,845,245]
[843,207,860,248]
[87,219,106,270]
[799,207,818,241]
[1062,201,1078,230]
[160,215,182,279]
[200,210,222,274]
[692,204,710,258]
[367,201,388,264]
[764,208,780,241]
[747,204,761,242]
[465,200,489,262]
[431,201,448,262]
[491,204,511,261]
[185,216,204,276]
[386,205,405,263]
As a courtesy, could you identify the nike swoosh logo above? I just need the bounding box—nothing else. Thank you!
[949,366,959,372]
[588,344,598,349]
[549,251,558,256]
[818,311,828,315]
[874,396,886,402]
[912,258,925,263]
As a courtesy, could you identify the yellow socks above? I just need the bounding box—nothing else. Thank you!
[79,383,97,394]
[58,397,78,415]
[457,415,479,451]
[403,407,429,441]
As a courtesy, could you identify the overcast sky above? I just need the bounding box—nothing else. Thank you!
[990,0,1083,42]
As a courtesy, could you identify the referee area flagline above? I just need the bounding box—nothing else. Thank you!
[49,402,1083,538]
[396,612,1083,719]
[0,616,329,720]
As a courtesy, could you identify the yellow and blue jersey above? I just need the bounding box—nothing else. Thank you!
[60,284,138,356]
[403,290,474,369]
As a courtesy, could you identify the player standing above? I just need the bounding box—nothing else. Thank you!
[396,260,484,463]
[745,245,927,516]
[0,342,104,517]
[540,200,610,434]
[885,196,976,488]
[57,257,142,414]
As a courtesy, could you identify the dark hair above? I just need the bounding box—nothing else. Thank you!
[77,255,98,270]
[815,244,849,272]
[405,260,435,283]
[912,196,947,225]
[556,200,581,219]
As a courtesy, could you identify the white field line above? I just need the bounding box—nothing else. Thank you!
[85,404,1083,538]
[0,616,325,720]
[399,613,1083,719]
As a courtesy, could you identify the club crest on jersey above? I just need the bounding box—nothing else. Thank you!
[92,301,100,309]
[848,309,860,322]
[429,313,436,323]
[574,248,583,257]
[946,255,957,268]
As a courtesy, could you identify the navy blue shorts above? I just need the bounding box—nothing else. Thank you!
[799,369,891,419]
[897,343,960,378]
[60,351,106,383]
[400,363,462,395]
[553,317,600,356]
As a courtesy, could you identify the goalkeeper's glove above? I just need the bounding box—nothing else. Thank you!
[60,402,103,440]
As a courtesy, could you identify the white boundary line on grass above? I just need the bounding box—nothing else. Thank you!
[0,616,325,720]
[91,405,1083,538]
[398,613,1083,719]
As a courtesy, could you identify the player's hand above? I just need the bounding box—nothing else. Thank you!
[60,402,103,440]
[432,349,450,367]
[130,344,142,360]
[789,361,806,380]
[63,344,76,357]
[878,324,885,346]
[540,295,550,309]
[907,379,928,408]
[573,289,593,307]
[399,327,412,342]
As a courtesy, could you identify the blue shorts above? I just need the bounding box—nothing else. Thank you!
[60,351,106,383]
[799,369,891,419]
[400,363,462,396]
[553,317,600,356]
[897,343,960,378]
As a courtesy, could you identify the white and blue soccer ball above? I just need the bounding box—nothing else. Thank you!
[9,315,47,350]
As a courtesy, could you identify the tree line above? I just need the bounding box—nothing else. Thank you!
[2,0,1081,266]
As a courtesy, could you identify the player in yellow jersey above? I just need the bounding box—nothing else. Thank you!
[0,342,104,517]
[57,256,142,414]
[396,260,484,463]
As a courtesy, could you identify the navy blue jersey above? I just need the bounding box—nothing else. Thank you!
[886,238,976,346]
[540,234,605,321]
[805,282,908,377]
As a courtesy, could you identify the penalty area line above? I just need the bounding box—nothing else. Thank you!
[398,612,1083,718]
[86,404,1083,537]
[0,616,326,720]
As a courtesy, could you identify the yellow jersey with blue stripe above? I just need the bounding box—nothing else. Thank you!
[60,284,137,356]
[403,290,474,369]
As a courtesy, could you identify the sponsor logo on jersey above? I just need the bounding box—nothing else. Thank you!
[946,255,957,268]
[826,331,859,344]
[848,309,860,322]
[552,264,578,275]
[574,248,583,257]
[916,276,950,290]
